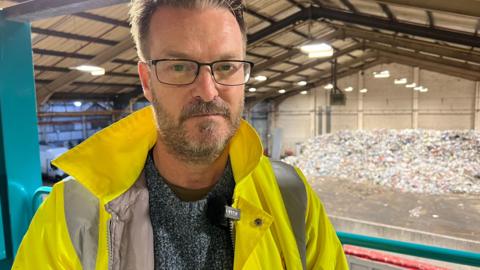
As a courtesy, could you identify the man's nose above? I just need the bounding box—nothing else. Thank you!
[192,66,219,102]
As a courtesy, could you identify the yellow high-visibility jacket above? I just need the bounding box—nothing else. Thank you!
[13,106,348,270]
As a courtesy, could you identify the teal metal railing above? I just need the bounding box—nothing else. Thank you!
[32,186,53,212]
[338,231,480,267]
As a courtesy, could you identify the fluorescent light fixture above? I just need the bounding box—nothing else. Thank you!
[308,51,334,58]
[359,88,368,93]
[394,78,407,84]
[278,89,286,94]
[324,83,333,90]
[90,69,105,76]
[405,83,417,88]
[248,87,257,92]
[300,43,332,53]
[300,43,333,58]
[414,86,423,91]
[300,90,308,95]
[73,64,105,76]
[297,81,307,86]
[254,75,267,81]
[373,70,390,78]
[73,101,82,107]
[344,86,353,92]
[419,87,429,92]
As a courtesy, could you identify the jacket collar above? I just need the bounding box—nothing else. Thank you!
[52,105,263,202]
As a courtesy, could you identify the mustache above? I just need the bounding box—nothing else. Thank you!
[179,100,231,123]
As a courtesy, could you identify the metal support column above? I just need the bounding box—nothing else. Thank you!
[0,19,42,268]
[357,71,364,130]
[412,67,420,129]
[318,106,323,135]
[475,82,480,130]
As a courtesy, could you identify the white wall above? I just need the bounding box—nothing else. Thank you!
[273,63,479,154]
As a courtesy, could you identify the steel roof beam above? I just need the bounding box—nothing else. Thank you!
[247,51,377,104]
[248,7,480,48]
[375,0,480,18]
[245,8,309,39]
[31,27,117,46]
[32,48,137,65]
[2,0,129,22]
[34,65,138,78]
[341,27,480,63]
[36,79,139,88]
[378,3,396,21]
[36,37,135,105]
[251,43,363,89]
[340,0,359,13]
[426,11,435,28]
[366,42,480,75]
[376,50,480,81]
[273,59,385,104]
[253,30,343,73]
[73,12,130,27]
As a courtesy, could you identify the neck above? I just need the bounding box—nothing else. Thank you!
[152,138,230,190]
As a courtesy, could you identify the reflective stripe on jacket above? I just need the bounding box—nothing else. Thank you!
[12,106,348,270]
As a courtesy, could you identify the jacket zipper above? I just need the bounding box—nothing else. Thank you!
[229,219,235,251]
[107,218,114,270]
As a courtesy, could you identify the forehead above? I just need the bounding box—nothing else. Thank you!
[148,6,245,60]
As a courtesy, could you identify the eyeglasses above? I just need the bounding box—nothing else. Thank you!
[146,59,254,86]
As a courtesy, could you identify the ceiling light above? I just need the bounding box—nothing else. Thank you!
[344,86,353,92]
[308,51,334,58]
[297,81,307,86]
[73,65,105,76]
[73,101,82,107]
[394,78,407,84]
[278,89,286,94]
[359,88,368,93]
[324,83,333,90]
[414,86,423,91]
[300,90,308,95]
[90,69,105,76]
[248,87,257,92]
[373,70,390,78]
[419,87,429,92]
[300,43,332,53]
[254,75,267,81]
[405,83,417,88]
[300,42,334,58]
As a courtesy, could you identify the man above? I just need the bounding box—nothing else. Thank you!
[13,0,347,269]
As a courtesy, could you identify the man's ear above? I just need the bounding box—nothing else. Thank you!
[138,61,153,102]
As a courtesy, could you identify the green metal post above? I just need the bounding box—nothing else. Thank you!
[0,17,42,269]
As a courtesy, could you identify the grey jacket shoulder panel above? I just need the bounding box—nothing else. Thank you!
[63,177,100,270]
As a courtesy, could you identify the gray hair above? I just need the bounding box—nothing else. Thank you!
[129,0,247,61]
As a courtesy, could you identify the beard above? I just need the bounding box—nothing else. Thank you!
[151,92,243,165]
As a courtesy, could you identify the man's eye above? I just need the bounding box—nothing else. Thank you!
[172,64,186,72]
[218,64,233,71]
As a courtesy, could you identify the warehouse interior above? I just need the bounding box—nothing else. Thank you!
[0,0,479,268]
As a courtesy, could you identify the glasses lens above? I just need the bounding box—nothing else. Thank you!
[213,61,251,86]
[155,60,198,85]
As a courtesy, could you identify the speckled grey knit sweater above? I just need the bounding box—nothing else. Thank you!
[145,153,235,270]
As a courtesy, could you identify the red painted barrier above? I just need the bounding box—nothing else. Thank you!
[344,245,451,270]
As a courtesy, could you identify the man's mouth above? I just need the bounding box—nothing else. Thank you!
[189,113,225,118]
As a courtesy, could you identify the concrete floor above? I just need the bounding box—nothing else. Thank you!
[310,176,480,241]
[309,176,480,269]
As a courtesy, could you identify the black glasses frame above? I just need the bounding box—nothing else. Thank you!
[146,58,254,86]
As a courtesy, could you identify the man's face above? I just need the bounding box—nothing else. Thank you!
[138,7,246,164]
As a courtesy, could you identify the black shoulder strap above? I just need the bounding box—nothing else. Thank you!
[270,159,307,270]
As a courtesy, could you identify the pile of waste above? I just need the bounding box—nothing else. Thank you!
[283,129,480,194]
